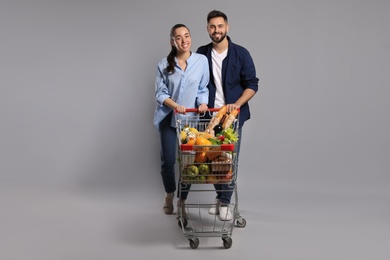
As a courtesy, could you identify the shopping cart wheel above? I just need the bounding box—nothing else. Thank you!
[222,237,232,249]
[178,218,188,228]
[235,217,247,228]
[189,238,199,249]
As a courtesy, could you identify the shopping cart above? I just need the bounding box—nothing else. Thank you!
[175,108,246,249]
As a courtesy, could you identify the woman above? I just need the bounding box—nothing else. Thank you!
[153,24,209,217]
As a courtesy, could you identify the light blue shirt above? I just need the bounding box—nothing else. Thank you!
[153,52,209,128]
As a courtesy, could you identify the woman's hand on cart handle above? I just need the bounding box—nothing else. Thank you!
[178,104,208,114]
[198,103,208,114]
[175,105,187,114]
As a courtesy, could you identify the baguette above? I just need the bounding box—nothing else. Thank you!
[206,105,228,132]
[215,105,227,119]
[206,117,220,133]
[222,109,239,129]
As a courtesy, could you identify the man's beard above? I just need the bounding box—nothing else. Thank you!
[210,32,226,44]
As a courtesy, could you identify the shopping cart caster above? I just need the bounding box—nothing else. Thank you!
[189,237,199,249]
[235,217,247,228]
[222,237,232,249]
[178,218,188,228]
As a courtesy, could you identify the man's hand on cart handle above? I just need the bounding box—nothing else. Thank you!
[226,103,241,113]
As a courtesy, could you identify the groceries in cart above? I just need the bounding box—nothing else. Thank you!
[177,106,239,185]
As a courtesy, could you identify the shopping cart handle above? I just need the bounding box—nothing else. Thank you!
[174,108,214,114]
[181,108,240,113]
[184,108,200,113]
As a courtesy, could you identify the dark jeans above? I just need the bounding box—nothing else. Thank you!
[214,127,242,204]
[159,112,189,197]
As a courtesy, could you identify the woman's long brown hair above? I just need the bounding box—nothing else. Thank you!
[165,24,189,74]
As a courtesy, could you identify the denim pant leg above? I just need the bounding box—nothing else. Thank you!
[159,113,177,194]
[178,182,191,200]
[214,127,242,204]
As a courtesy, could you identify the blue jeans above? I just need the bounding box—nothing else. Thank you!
[213,127,242,204]
[159,112,189,198]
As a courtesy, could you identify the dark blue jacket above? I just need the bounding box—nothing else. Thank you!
[196,36,259,127]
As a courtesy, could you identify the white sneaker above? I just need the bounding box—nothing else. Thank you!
[218,205,233,221]
[208,198,220,215]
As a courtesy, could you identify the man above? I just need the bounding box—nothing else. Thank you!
[197,10,259,221]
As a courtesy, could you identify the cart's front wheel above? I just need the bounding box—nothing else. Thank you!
[189,238,199,249]
[222,237,232,249]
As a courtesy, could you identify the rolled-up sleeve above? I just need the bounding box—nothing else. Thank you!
[241,49,259,93]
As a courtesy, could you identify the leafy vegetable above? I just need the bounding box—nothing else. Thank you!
[208,127,239,145]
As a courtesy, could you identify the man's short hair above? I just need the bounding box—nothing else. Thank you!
[207,10,228,23]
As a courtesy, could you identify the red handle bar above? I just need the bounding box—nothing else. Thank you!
[176,108,240,113]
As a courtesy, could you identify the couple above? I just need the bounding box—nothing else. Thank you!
[153,10,259,221]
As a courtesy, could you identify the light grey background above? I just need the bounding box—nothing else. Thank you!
[1,0,389,259]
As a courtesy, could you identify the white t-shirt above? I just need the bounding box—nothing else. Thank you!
[211,48,228,108]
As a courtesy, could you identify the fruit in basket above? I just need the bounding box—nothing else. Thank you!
[207,175,218,184]
[196,175,206,183]
[219,171,233,182]
[189,127,198,134]
[180,131,187,143]
[186,139,195,145]
[195,137,212,151]
[186,165,199,176]
[196,132,213,139]
[222,128,238,143]
[198,164,210,175]
[195,151,207,163]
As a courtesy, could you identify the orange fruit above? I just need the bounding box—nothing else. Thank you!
[195,151,207,163]
[195,137,212,151]
[186,139,195,145]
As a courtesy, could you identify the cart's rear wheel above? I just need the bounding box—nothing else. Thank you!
[189,238,199,249]
[222,237,232,249]
[236,217,247,228]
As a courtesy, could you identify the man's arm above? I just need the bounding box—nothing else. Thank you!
[227,88,256,112]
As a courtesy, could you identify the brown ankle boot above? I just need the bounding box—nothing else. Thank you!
[163,193,174,214]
